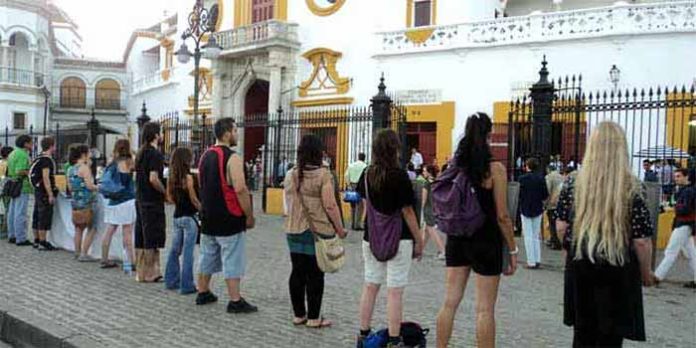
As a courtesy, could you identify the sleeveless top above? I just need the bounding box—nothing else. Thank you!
[68,164,94,210]
[472,185,503,244]
[173,185,197,218]
[109,160,135,206]
[198,145,245,236]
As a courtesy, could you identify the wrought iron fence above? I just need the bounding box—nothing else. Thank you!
[1,124,69,172]
[157,102,407,208]
[506,72,696,182]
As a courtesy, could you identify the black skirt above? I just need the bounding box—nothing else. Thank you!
[563,250,646,342]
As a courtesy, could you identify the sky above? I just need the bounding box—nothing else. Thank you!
[53,0,173,61]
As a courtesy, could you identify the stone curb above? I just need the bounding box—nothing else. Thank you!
[0,302,102,348]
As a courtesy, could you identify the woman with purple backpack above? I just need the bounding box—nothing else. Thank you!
[355,129,424,348]
[435,113,518,348]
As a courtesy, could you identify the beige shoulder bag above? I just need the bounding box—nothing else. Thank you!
[296,170,345,273]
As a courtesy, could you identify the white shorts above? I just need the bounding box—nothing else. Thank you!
[362,240,413,288]
[104,199,136,226]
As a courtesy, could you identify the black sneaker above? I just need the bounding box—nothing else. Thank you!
[39,241,56,251]
[8,237,16,244]
[226,298,258,314]
[33,239,40,249]
[16,240,33,247]
[195,291,218,305]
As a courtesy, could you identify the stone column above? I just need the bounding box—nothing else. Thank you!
[211,58,224,119]
[267,50,285,116]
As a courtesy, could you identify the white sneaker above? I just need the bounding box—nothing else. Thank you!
[436,252,446,260]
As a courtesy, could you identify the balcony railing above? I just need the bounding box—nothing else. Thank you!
[132,67,175,95]
[376,1,696,56]
[0,67,45,87]
[213,20,299,57]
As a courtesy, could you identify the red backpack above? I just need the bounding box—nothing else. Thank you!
[199,146,243,217]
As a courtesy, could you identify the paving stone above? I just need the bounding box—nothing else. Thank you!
[0,207,693,347]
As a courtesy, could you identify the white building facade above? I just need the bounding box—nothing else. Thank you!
[0,0,129,162]
[202,0,695,176]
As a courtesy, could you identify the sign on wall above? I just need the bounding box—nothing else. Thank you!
[395,89,442,105]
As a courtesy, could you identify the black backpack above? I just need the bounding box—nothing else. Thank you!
[29,155,55,189]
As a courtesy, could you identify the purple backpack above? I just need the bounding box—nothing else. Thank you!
[432,164,485,237]
[364,174,403,262]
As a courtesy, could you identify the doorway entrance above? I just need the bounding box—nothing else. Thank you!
[406,122,437,166]
[244,80,269,162]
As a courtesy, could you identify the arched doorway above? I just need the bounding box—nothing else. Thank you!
[244,80,269,162]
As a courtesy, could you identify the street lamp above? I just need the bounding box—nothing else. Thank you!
[40,85,50,136]
[175,0,221,140]
[609,64,621,93]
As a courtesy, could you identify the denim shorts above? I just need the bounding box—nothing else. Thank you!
[199,233,246,279]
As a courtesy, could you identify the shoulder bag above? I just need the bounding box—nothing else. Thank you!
[296,170,345,273]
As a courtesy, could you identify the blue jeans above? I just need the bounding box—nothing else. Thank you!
[7,193,30,243]
[164,216,198,294]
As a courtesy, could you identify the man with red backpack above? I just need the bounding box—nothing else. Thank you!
[196,117,257,313]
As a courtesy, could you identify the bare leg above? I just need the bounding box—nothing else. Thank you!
[81,226,97,256]
[359,283,380,331]
[427,226,446,254]
[386,287,405,337]
[226,278,241,301]
[198,274,212,293]
[437,267,471,348]
[121,224,135,264]
[475,274,501,348]
[73,226,84,256]
[101,224,118,261]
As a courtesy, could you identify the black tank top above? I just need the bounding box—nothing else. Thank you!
[199,145,245,236]
[474,186,503,243]
[173,186,197,218]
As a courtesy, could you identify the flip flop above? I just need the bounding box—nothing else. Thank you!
[292,318,308,326]
[150,276,163,283]
[306,318,332,329]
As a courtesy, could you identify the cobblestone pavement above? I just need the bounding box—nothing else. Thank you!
[0,205,694,347]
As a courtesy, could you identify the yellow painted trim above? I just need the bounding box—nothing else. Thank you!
[405,28,435,44]
[184,107,212,116]
[299,48,351,98]
[216,0,224,31]
[265,187,285,215]
[275,0,288,21]
[291,97,354,107]
[666,92,692,154]
[305,0,346,17]
[161,68,171,82]
[432,0,437,25]
[406,0,413,28]
[405,101,456,167]
[234,0,242,27]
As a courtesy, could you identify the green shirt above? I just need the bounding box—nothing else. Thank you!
[7,148,33,194]
[344,160,367,185]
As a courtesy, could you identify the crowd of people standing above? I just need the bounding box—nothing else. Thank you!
[0,112,694,347]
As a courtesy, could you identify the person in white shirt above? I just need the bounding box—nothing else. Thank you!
[410,148,423,170]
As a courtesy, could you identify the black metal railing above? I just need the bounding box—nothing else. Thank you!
[507,81,695,175]
[0,67,45,87]
[95,98,121,110]
[57,87,123,110]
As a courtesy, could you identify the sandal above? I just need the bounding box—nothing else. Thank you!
[306,317,332,329]
[100,261,118,269]
[292,317,307,326]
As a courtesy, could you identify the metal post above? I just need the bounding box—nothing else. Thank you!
[87,108,100,176]
[273,107,283,187]
[529,56,555,172]
[42,86,50,136]
[55,123,60,164]
[137,101,151,147]
[174,114,180,148]
[193,49,201,143]
[370,74,392,133]
[4,126,8,147]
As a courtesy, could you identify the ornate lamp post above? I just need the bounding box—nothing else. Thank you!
[175,0,221,141]
[609,64,621,93]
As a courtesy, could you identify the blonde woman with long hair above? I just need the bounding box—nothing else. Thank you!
[555,121,654,347]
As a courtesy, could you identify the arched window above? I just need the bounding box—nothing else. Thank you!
[95,79,120,109]
[60,77,86,108]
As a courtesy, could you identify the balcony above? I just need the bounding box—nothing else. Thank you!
[213,20,300,58]
[132,67,176,95]
[376,1,696,56]
[0,67,46,88]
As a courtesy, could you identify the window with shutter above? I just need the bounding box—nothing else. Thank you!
[252,0,274,23]
[414,0,432,27]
